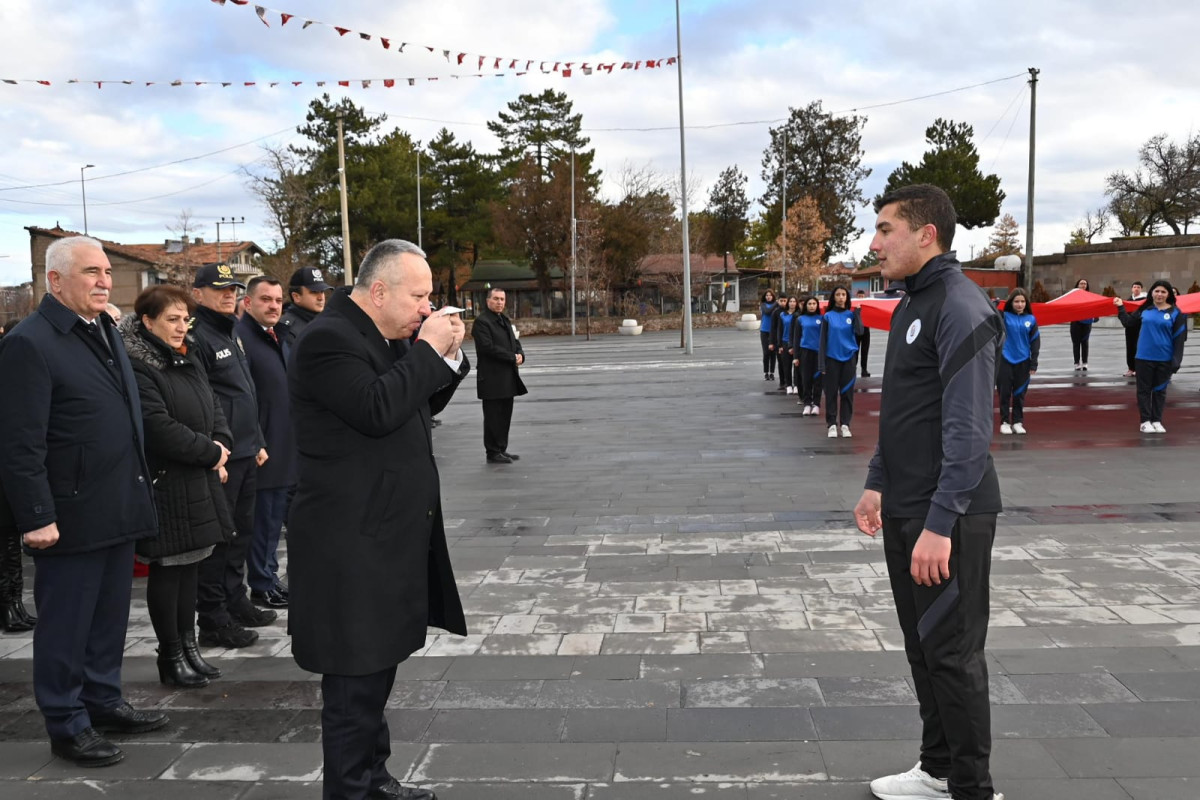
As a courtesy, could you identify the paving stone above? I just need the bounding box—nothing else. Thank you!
[424,709,565,742]
[0,781,248,799]
[665,707,815,742]
[683,678,823,708]
[816,677,916,706]
[158,742,329,782]
[435,680,544,709]
[1040,737,1200,777]
[537,679,679,709]
[411,742,616,782]
[1116,777,1200,799]
[810,705,919,740]
[613,741,826,782]
[561,709,666,742]
[991,704,1110,738]
[992,646,1187,674]
[640,654,764,680]
[1008,672,1140,704]
[1084,701,1200,737]
[440,656,576,681]
[1112,670,1200,700]
[761,652,912,678]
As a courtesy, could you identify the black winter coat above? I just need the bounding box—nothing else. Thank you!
[472,308,527,400]
[278,304,318,348]
[190,305,264,460]
[236,314,297,489]
[0,295,157,554]
[287,290,469,676]
[120,318,234,561]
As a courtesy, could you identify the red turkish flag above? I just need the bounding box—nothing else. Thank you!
[334,27,351,36]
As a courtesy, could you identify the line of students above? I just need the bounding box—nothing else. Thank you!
[763,287,864,438]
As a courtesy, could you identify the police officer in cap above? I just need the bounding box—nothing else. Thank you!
[278,266,331,347]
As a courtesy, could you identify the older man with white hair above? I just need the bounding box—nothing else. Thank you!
[0,236,167,767]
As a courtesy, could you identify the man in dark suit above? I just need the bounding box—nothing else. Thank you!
[288,239,468,800]
[472,287,527,464]
[0,236,168,767]
[237,276,295,609]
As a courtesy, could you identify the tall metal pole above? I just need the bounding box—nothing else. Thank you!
[215,215,244,263]
[675,0,693,354]
[781,131,787,294]
[416,147,423,249]
[1024,67,1039,292]
[337,113,354,284]
[80,164,94,235]
[570,147,577,337]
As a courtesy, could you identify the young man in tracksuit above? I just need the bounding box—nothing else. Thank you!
[854,184,1005,800]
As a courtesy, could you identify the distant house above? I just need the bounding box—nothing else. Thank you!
[458,259,568,319]
[27,225,266,312]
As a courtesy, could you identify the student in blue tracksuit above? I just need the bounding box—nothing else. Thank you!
[791,295,824,415]
[772,296,799,393]
[997,288,1039,435]
[758,290,778,381]
[1115,279,1188,434]
[819,286,863,437]
[1068,278,1098,370]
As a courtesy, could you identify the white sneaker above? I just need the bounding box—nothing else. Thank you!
[999,422,1012,435]
[869,763,949,800]
[840,425,852,438]
[1012,422,1026,435]
[1074,363,1082,371]
[1152,421,1166,433]
[1140,421,1154,433]
[801,404,811,415]
[828,425,839,438]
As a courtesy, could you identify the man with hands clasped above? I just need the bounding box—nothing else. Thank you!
[853,185,1005,800]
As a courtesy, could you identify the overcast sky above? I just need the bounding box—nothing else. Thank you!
[1,0,1197,286]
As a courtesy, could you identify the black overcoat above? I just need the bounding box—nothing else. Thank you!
[119,318,234,561]
[471,308,527,400]
[0,295,157,554]
[236,314,297,490]
[287,290,469,676]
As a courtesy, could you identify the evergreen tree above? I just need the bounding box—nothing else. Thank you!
[879,118,1005,229]
[488,89,599,187]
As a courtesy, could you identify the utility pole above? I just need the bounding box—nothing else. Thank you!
[675,0,693,354]
[215,215,244,262]
[416,146,423,249]
[570,147,577,337]
[781,131,787,294]
[80,164,94,235]
[337,112,353,285]
[1024,67,1039,292]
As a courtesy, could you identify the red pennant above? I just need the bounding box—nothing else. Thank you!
[509,59,517,69]
[380,37,390,49]
[334,27,351,36]
[562,69,572,78]
[457,53,466,65]
[37,80,50,85]
[229,0,249,4]
[281,13,292,24]
[477,56,485,69]
[338,80,349,86]
[384,79,395,87]
[244,81,256,86]
[494,58,501,69]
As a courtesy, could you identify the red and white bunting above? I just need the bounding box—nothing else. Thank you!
[209,0,675,77]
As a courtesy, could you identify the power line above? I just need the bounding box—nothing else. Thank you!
[0,169,241,208]
[0,125,300,193]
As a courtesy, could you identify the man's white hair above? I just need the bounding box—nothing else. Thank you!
[45,235,105,291]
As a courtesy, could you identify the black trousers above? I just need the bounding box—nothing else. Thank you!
[777,346,794,387]
[146,561,200,644]
[760,331,774,373]
[884,514,997,800]
[197,455,255,629]
[1069,322,1091,364]
[1135,359,1173,423]
[823,355,857,426]
[799,348,823,406]
[1125,327,1139,372]
[857,328,871,375]
[32,540,135,739]
[996,359,1031,424]
[482,397,515,456]
[322,666,398,800]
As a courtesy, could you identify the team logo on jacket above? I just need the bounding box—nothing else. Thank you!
[1164,312,1171,320]
[845,317,853,324]
[906,318,922,344]
[1024,320,1032,328]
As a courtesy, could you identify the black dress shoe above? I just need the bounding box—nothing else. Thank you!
[368,776,437,799]
[250,588,289,608]
[501,452,520,461]
[198,621,258,648]
[272,580,289,598]
[486,452,513,464]
[88,701,169,734]
[50,727,124,767]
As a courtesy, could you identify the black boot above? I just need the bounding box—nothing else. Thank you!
[1,534,33,633]
[181,629,221,679]
[156,639,208,688]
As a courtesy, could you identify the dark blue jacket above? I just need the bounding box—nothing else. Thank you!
[0,294,157,554]
[1001,310,1040,369]
[819,307,862,370]
[1120,304,1187,370]
[190,305,265,460]
[237,314,298,489]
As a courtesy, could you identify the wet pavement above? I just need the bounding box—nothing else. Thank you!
[1,324,1198,799]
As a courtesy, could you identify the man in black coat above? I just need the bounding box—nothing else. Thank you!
[0,236,167,767]
[472,287,527,464]
[278,265,330,348]
[289,239,468,800]
[189,263,274,647]
[237,276,295,609]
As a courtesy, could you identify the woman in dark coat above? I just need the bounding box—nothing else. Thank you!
[0,317,37,634]
[120,286,234,687]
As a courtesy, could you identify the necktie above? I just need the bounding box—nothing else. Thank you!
[266,327,279,345]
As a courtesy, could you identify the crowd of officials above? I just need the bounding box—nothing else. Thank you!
[756,273,1188,437]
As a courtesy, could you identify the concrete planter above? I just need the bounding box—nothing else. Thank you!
[617,319,644,336]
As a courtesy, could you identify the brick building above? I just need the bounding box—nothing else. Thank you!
[27,226,266,312]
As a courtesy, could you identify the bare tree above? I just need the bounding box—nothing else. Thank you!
[166,209,204,242]
[242,143,318,268]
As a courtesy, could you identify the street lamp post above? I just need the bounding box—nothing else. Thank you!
[215,216,245,262]
[80,165,95,235]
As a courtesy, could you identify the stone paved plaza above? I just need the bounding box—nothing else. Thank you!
[2,324,1199,799]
